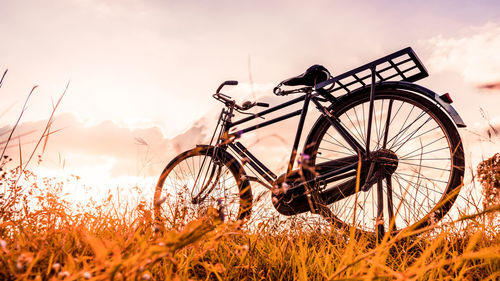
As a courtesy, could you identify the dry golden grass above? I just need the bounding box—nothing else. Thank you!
[0,166,499,281]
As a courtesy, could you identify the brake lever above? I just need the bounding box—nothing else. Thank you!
[241,101,253,110]
[240,101,269,110]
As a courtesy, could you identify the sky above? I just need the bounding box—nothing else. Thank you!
[1,0,500,202]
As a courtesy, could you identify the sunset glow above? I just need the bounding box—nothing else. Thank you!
[1,0,499,203]
[2,2,500,279]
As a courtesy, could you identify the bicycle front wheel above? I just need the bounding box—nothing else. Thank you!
[154,146,252,228]
[305,88,464,235]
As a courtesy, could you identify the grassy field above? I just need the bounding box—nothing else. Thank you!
[0,167,499,281]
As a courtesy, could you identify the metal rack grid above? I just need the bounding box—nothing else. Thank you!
[316,47,429,95]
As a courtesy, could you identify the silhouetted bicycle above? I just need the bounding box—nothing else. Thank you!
[155,47,465,238]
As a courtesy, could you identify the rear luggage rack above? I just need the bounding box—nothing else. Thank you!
[316,47,428,95]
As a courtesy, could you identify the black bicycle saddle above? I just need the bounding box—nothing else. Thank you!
[282,64,331,87]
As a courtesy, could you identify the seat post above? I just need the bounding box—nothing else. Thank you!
[287,89,312,174]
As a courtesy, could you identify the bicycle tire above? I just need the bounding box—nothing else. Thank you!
[304,87,464,235]
[154,146,252,227]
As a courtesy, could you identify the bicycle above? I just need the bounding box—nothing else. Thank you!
[154,47,465,238]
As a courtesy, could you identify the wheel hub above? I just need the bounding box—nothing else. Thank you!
[362,149,399,191]
[371,148,399,176]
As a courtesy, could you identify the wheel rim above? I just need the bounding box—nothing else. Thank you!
[155,152,242,227]
[310,92,461,234]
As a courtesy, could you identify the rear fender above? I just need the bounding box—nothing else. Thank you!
[370,81,466,128]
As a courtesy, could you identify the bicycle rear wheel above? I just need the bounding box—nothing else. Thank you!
[305,88,464,235]
[155,146,252,228]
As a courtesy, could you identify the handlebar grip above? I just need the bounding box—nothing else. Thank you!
[216,80,239,94]
[256,102,269,108]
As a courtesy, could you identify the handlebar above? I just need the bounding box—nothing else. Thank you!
[213,93,269,111]
[213,80,270,112]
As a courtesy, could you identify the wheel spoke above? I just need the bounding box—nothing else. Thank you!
[345,110,366,146]
[387,105,417,147]
[338,118,366,150]
[392,173,438,211]
[401,146,451,160]
[373,100,381,150]
[391,175,425,221]
[324,131,357,154]
[392,116,434,153]
[382,99,394,148]
[401,157,451,161]
[398,136,446,160]
[376,178,385,239]
[353,106,366,141]
[398,161,450,172]
[376,99,385,149]
[395,171,449,184]
[386,175,396,231]
[400,125,441,146]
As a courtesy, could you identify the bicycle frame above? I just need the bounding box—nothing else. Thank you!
[208,46,467,191]
[213,84,372,188]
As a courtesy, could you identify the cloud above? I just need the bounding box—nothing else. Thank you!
[426,22,500,87]
[3,94,305,181]
[478,81,500,92]
[3,113,210,177]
